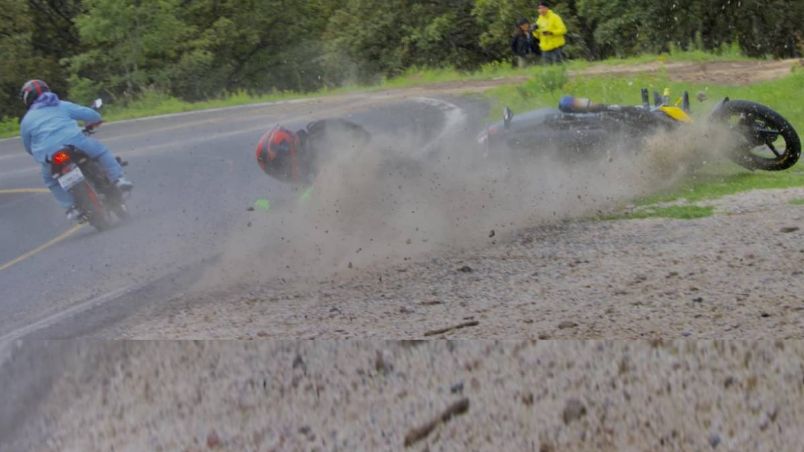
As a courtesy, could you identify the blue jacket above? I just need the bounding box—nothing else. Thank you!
[20,93,101,164]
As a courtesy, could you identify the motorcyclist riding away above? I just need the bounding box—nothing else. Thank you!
[256,118,370,184]
[19,79,133,221]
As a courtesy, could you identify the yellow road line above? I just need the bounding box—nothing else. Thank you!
[0,188,49,194]
[0,224,83,272]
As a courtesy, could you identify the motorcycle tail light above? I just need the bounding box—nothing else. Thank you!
[52,150,71,165]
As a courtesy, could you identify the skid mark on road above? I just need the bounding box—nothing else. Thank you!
[0,224,83,272]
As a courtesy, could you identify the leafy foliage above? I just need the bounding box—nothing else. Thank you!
[1,0,802,121]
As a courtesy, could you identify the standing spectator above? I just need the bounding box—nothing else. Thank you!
[511,18,539,68]
[534,1,567,64]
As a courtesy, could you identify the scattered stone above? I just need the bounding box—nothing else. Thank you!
[206,431,221,449]
[404,398,470,447]
[693,297,704,303]
[562,398,587,424]
[522,392,534,406]
[458,265,473,273]
[780,226,799,233]
[424,320,480,336]
[375,350,393,375]
[708,433,721,448]
[292,354,306,371]
[256,331,268,337]
[558,321,578,330]
[419,300,443,306]
[246,206,255,211]
[488,229,495,238]
[450,382,464,394]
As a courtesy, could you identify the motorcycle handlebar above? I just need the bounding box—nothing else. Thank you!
[82,121,103,135]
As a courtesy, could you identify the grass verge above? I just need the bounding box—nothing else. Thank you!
[0,50,779,139]
[601,205,715,221]
[483,65,803,220]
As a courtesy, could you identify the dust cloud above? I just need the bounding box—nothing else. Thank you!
[197,112,730,291]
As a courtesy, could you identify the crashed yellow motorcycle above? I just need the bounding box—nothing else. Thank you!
[480,88,801,171]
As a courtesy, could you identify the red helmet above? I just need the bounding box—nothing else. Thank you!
[20,79,51,108]
[256,126,302,182]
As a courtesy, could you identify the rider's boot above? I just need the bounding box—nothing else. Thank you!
[114,176,133,192]
[66,206,81,222]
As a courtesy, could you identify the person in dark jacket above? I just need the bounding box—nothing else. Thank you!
[511,17,539,68]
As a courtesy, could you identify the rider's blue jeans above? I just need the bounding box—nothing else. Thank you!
[42,135,124,209]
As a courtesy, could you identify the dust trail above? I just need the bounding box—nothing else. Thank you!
[197,106,728,291]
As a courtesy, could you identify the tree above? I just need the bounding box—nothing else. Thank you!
[0,0,81,120]
[66,0,194,103]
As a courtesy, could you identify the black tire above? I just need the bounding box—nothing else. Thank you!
[716,100,801,171]
[73,182,112,231]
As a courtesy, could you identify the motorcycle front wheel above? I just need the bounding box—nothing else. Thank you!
[717,100,801,171]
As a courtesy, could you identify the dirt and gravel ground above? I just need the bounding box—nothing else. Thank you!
[4,341,803,451]
[119,187,804,340]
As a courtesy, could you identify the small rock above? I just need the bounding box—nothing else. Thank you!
[562,398,587,424]
[488,229,495,238]
[256,331,268,337]
[450,382,464,394]
[539,441,555,452]
[760,312,771,318]
[375,350,393,374]
[780,226,799,233]
[458,265,473,273]
[246,206,255,212]
[708,433,721,448]
[692,297,704,303]
[558,321,578,330]
[292,354,305,370]
[206,431,221,449]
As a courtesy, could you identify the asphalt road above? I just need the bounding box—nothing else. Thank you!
[0,91,483,341]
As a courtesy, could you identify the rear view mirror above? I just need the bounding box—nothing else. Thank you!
[503,106,513,129]
[92,98,103,110]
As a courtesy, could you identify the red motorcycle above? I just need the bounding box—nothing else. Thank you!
[49,99,130,231]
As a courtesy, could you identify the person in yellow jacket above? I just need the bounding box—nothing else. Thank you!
[534,1,567,64]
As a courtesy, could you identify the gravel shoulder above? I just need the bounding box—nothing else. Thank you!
[120,187,804,340]
[9,341,803,452]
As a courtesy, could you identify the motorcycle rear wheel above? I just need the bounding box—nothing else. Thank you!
[718,100,801,171]
[73,181,113,231]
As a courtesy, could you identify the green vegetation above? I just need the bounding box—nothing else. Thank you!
[789,198,804,206]
[486,67,803,129]
[481,60,803,221]
[602,205,715,221]
[3,0,801,124]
